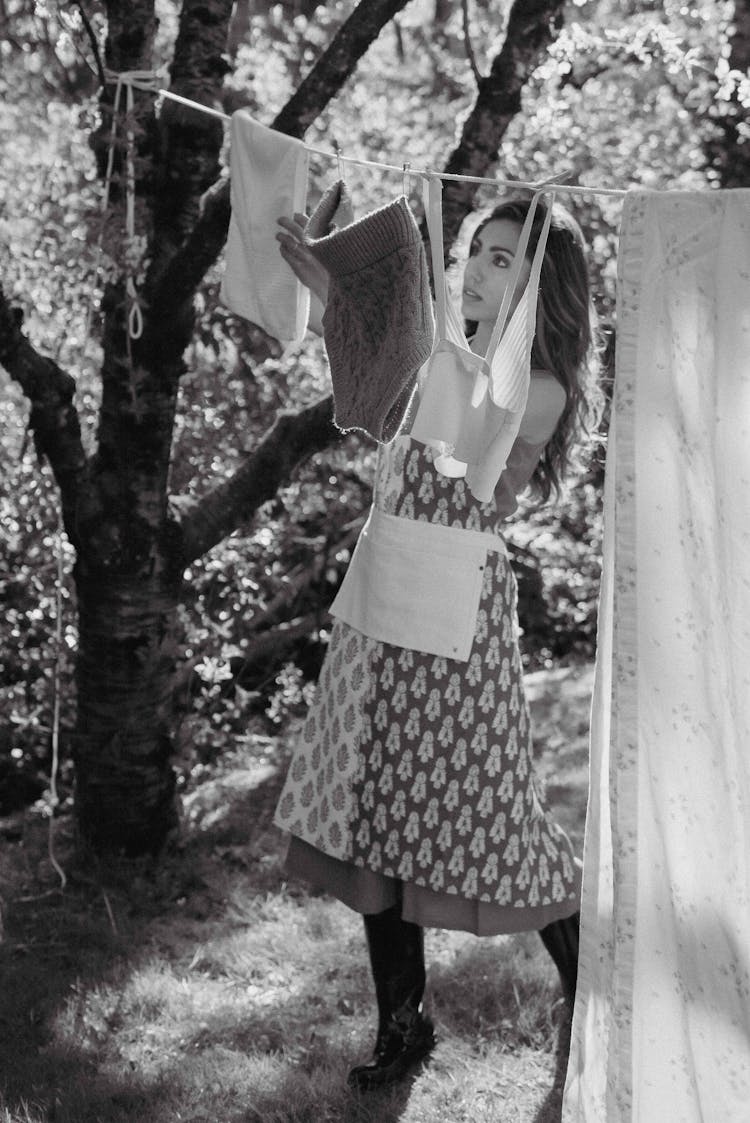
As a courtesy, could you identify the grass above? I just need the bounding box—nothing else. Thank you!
[0,663,593,1123]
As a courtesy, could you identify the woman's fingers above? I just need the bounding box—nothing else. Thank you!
[277,214,308,240]
[276,215,309,266]
[276,212,329,305]
[275,231,299,254]
[276,233,308,268]
[275,222,330,301]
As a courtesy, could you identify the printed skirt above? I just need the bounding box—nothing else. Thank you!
[274,547,581,935]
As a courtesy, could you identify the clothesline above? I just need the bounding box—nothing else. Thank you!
[105,70,628,200]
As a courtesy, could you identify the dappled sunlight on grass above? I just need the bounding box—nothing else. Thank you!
[0,664,591,1122]
[429,932,562,1050]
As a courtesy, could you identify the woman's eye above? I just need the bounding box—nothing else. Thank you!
[493,254,511,268]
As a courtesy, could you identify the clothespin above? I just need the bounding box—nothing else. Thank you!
[403,162,412,198]
[529,171,570,202]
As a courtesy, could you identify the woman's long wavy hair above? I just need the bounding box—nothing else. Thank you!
[465,192,603,502]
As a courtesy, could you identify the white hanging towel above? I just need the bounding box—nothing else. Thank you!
[221,110,310,344]
[563,189,750,1121]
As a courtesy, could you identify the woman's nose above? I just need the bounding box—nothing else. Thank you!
[465,259,483,283]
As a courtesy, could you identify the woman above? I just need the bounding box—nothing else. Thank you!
[274,188,600,1090]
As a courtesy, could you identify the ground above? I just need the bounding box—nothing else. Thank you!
[0,663,594,1123]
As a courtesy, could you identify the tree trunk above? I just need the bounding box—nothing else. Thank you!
[1,0,567,857]
[67,0,414,855]
[73,562,183,853]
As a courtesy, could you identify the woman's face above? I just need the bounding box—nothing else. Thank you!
[461,218,531,324]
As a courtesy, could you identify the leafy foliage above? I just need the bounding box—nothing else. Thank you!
[0,0,742,812]
[0,449,77,813]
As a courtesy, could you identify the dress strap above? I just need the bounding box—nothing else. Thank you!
[421,175,554,368]
[479,191,554,417]
[422,175,468,346]
[482,188,553,365]
[422,175,447,340]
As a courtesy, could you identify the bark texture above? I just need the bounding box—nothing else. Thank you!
[438,0,566,256]
[0,0,416,855]
[0,0,566,856]
[51,0,235,853]
[0,297,88,543]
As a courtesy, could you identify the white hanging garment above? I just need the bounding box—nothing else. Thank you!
[564,190,750,1121]
[220,110,310,344]
[409,176,552,502]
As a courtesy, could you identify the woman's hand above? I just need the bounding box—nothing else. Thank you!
[276,213,329,335]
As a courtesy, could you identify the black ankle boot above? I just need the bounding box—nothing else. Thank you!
[348,989,436,1091]
[348,904,436,1091]
[539,910,580,1003]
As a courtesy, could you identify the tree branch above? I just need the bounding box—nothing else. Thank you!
[272,0,413,136]
[233,613,325,679]
[439,0,567,254]
[242,519,363,635]
[180,395,343,564]
[148,0,234,279]
[171,519,363,706]
[151,0,415,317]
[461,0,483,87]
[73,0,105,87]
[178,0,566,565]
[0,284,88,545]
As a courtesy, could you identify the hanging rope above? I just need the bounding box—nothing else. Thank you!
[102,71,627,199]
[47,505,68,891]
[99,70,165,340]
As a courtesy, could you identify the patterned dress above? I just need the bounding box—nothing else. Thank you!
[274,435,580,934]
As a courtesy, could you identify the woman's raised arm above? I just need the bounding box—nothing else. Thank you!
[276,212,329,335]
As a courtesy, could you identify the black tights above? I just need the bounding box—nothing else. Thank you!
[538,910,580,1002]
[362,903,427,1031]
[361,904,580,1013]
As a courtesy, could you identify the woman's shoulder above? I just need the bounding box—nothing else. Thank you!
[530,367,565,389]
[519,369,567,444]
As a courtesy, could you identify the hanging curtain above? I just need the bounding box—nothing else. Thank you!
[563,190,750,1121]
